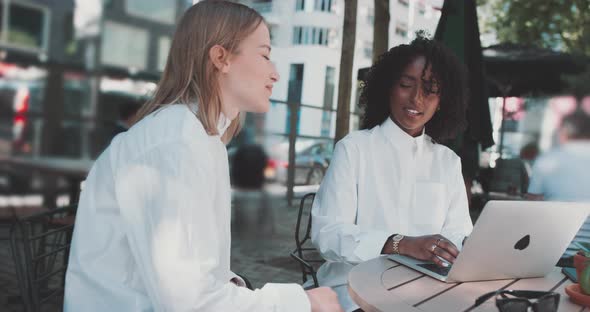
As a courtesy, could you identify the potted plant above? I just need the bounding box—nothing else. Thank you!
[574,242,590,280]
[574,242,590,295]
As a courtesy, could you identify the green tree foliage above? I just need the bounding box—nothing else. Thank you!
[481,0,589,55]
[479,0,590,96]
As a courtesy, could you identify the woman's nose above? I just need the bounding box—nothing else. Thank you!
[271,63,280,82]
[412,87,424,104]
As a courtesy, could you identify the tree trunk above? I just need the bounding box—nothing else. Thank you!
[335,0,358,143]
[373,0,390,63]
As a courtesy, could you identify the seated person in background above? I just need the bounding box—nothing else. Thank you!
[231,144,276,237]
[526,111,590,257]
[519,142,539,179]
[310,33,474,312]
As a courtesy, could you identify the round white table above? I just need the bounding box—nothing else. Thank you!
[348,256,584,312]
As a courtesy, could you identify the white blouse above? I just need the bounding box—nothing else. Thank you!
[64,104,310,311]
[311,117,473,311]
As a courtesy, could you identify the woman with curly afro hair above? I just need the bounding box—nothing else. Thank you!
[309,33,474,312]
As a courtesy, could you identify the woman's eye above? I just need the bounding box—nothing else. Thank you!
[263,55,270,60]
[400,83,412,88]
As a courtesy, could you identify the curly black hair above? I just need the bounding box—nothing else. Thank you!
[359,32,468,142]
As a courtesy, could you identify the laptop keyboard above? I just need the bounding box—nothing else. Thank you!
[417,263,452,276]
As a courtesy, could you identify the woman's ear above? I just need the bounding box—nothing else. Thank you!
[209,45,231,73]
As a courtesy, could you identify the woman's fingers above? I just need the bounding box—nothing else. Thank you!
[431,244,456,265]
[430,253,448,267]
[403,235,462,265]
[435,236,459,258]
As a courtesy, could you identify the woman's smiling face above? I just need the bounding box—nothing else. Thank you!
[388,55,441,137]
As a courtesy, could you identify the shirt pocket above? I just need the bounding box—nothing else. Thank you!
[411,181,447,234]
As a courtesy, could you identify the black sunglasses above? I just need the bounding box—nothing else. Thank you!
[473,289,560,312]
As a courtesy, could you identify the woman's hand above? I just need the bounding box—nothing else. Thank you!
[398,234,459,267]
[306,287,344,312]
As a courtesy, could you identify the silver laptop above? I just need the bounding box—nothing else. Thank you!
[388,200,590,283]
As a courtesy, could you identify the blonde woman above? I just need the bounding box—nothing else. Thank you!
[64,1,342,311]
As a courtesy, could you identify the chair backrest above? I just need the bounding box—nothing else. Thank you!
[10,205,77,312]
[295,193,315,259]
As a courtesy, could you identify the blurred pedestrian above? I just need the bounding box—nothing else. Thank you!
[526,111,590,257]
[231,144,275,237]
[518,141,540,193]
[231,144,268,190]
[64,1,342,312]
[526,111,590,201]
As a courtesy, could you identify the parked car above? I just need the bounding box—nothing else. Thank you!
[265,139,333,186]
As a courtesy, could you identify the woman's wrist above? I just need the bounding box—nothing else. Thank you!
[382,234,412,255]
[397,235,412,255]
[381,235,394,254]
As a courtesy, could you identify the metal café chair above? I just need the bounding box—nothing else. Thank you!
[290,193,324,288]
[9,204,77,312]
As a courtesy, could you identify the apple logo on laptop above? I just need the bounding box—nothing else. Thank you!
[514,235,530,250]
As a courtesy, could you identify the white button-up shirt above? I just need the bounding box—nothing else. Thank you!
[311,117,473,311]
[64,104,310,312]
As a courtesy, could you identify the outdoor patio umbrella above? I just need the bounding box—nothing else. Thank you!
[434,0,494,181]
[483,43,585,97]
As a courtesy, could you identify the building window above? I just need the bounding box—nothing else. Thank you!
[293,26,302,44]
[395,23,408,38]
[101,21,148,71]
[252,0,272,13]
[286,64,304,133]
[418,3,426,15]
[158,36,171,71]
[295,0,305,11]
[125,0,176,24]
[298,0,334,12]
[303,26,310,44]
[0,1,50,52]
[398,0,409,7]
[269,25,276,45]
[321,66,335,136]
[293,26,334,46]
[314,0,333,12]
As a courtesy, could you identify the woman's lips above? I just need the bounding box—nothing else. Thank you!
[404,108,423,116]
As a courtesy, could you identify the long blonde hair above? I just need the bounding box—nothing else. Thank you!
[134,0,265,143]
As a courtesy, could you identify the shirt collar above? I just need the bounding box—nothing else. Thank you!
[187,102,232,137]
[216,113,232,136]
[380,117,425,156]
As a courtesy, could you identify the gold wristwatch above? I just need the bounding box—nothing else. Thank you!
[392,234,404,254]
